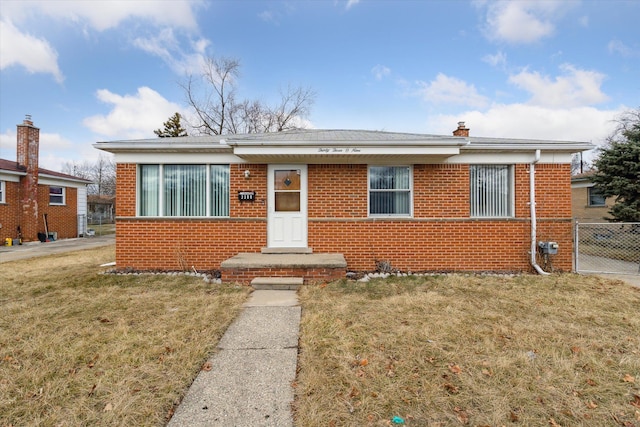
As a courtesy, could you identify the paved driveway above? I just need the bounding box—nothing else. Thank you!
[0,235,115,263]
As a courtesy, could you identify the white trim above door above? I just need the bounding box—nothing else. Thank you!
[267,164,308,248]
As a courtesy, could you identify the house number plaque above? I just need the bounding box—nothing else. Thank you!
[238,191,256,202]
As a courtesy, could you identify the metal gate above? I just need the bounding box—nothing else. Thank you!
[575,222,640,275]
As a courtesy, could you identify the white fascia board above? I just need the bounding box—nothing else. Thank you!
[233,145,461,157]
[571,181,595,189]
[446,152,573,164]
[39,176,89,188]
[0,171,23,181]
[465,142,594,152]
[229,138,468,147]
[93,142,232,154]
[114,152,248,164]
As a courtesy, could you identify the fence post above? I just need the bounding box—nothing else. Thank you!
[574,221,579,273]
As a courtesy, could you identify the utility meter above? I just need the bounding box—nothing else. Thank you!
[538,241,559,255]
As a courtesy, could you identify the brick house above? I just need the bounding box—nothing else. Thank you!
[95,123,592,280]
[571,171,615,222]
[0,118,91,244]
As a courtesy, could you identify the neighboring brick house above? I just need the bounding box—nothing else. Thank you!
[95,123,592,276]
[0,117,91,243]
[571,171,615,222]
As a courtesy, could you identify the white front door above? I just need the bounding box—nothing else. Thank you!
[267,164,307,248]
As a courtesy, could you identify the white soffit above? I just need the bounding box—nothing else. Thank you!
[232,145,461,164]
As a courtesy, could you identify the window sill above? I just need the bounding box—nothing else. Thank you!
[49,203,66,206]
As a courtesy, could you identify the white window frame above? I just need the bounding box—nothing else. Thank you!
[49,186,66,205]
[368,165,413,217]
[470,164,514,218]
[137,164,230,217]
[0,180,5,203]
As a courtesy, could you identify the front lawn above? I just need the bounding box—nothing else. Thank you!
[0,246,250,426]
[295,274,640,426]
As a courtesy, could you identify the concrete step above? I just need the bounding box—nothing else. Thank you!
[261,247,313,254]
[251,277,303,290]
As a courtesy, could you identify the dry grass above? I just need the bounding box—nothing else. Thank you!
[295,274,640,426]
[0,246,250,426]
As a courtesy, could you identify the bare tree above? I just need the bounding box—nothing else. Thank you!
[182,56,241,135]
[182,55,315,135]
[62,154,115,196]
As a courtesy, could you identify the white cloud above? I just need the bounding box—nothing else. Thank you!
[346,0,361,10]
[578,15,589,27]
[1,1,203,80]
[259,10,279,24]
[0,128,78,170]
[482,51,507,68]
[509,64,608,108]
[0,129,16,158]
[608,40,638,57]
[425,104,623,144]
[371,64,391,81]
[4,0,201,32]
[133,30,209,76]
[84,87,186,139]
[0,19,63,83]
[478,0,575,44]
[415,74,489,108]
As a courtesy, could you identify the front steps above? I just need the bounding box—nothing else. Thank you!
[251,277,303,290]
[220,252,347,285]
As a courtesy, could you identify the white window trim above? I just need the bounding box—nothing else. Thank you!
[367,165,413,218]
[49,186,66,206]
[470,164,514,219]
[137,164,230,218]
[0,180,5,204]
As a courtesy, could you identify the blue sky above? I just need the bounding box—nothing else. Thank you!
[1,0,638,171]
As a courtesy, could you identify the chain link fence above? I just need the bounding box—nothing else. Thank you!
[575,222,640,275]
[86,212,115,237]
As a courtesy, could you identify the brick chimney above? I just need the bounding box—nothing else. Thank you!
[453,121,469,137]
[17,115,40,241]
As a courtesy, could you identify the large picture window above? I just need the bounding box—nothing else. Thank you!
[369,166,411,216]
[470,165,513,217]
[139,164,229,217]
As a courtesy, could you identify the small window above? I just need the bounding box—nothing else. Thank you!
[369,166,411,216]
[49,186,65,205]
[470,165,513,217]
[0,181,5,203]
[588,187,606,206]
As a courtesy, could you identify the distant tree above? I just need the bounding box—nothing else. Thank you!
[62,154,116,197]
[592,108,640,222]
[181,55,315,135]
[154,112,188,137]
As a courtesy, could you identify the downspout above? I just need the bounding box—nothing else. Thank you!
[530,149,550,275]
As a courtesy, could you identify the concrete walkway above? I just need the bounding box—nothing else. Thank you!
[168,290,300,427]
[0,235,115,263]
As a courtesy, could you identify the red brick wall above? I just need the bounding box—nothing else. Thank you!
[114,162,573,273]
[38,186,78,239]
[0,180,79,242]
[0,181,22,242]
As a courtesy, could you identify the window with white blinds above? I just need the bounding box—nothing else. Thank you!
[369,166,411,216]
[470,165,513,217]
[139,164,229,217]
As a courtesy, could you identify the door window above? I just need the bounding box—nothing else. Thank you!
[274,169,301,212]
